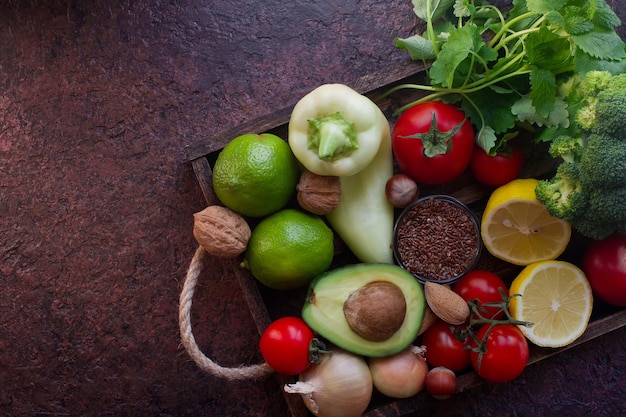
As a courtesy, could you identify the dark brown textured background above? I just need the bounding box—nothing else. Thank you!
[1,1,625,416]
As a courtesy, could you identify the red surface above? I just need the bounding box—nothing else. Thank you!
[1,1,625,416]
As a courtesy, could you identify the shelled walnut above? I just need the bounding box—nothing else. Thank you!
[193,205,251,258]
[296,170,341,215]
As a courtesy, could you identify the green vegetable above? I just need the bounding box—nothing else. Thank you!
[534,162,586,222]
[535,71,626,240]
[547,135,584,163]
[301,263,425,357]
[288,84,395,263]
[385,0,626,153]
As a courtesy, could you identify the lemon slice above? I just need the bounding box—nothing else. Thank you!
[481,178,571,266]
[509,260,593,348]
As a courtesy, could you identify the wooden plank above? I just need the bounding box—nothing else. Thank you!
[362,309,626,417]
[184,61,425,165]
[185,106,294,162]
[190,157,217,205]
[526,308,626,365]
[185,61,626,417]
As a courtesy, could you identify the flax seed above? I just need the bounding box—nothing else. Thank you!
[394,196,479,282]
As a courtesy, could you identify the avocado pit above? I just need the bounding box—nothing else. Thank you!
[343,280,407,342]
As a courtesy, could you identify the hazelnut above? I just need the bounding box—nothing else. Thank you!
[193,205,251,258]
[385,173,419,208]
[426,366,457,399]
[296,170,341,215]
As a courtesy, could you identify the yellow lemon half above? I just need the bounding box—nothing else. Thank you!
[481,178,571,266]
[509,260,593,348]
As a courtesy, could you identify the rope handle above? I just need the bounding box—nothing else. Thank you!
[178,246,273,380]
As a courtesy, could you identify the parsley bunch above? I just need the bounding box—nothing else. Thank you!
[384,0,626,153]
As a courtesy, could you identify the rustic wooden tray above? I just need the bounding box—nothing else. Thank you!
[185,66,626,417]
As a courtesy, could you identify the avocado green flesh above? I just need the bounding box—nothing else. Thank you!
[301,263,425,357]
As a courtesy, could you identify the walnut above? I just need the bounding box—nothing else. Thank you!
[192,205,251,258]
[296,171,341,215]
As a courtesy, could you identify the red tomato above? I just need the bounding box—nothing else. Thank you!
[453,270,510,320]
[259,317,315,375]
[421,320,471,372]
[470,146,523,187]
[392,101,475,185]
[583,234,626,307]
[470,324,529,383]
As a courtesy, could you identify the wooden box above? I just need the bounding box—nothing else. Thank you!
[185,67,626,417]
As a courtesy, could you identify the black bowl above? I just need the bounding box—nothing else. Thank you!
[393,195,482,285]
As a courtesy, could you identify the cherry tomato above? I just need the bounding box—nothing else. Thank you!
[583,234,626,307]
[453,270,509,320]
[469,324,529,383]
[470,146,524,187]
[421,320,471,372]
[392,101,475,185]
[259,317,315,375]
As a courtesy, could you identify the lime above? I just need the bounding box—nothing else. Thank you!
[213,133,299,217]
[481,178,571,266]
[243,209,334,290]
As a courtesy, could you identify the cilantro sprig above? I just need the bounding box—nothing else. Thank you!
[383,0,626,153]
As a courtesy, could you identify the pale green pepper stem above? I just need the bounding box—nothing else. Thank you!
[307,112,359,161]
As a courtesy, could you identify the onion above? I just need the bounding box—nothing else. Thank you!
[368,345,428,398]
[284,349,373,417]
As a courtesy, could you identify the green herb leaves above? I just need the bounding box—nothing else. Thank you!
[389,0,626,153]
[429,24,498,88]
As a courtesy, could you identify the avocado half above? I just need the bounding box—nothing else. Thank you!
[301,263,425,357]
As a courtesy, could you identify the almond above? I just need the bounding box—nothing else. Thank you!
[417,304,439,336]
[424,281,470,325]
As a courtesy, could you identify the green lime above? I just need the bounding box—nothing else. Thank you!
[243,209,334,290]
[212,133,299,217]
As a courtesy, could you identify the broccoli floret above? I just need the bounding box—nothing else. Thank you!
[580,70,613,94]
[579,133,626,189]
[535,163,587,222]
[538,70,626,240]
[569,215,618,241]
[576,72,626,133]
[592,90,626,138]
[548,135,584,163]
[573,71,610,129]
[569,186,625,239]
[587,186,626,225]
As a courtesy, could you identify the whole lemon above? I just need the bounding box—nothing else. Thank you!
[213,133,299,217]
[243,209,334,290]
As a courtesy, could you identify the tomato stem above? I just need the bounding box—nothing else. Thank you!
[309,338,329,364]
[454,288,533,372]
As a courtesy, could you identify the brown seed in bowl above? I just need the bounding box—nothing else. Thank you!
[395,197,478,282]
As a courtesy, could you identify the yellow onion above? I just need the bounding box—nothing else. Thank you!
[368,345,428,398]
[284,349,372,417]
